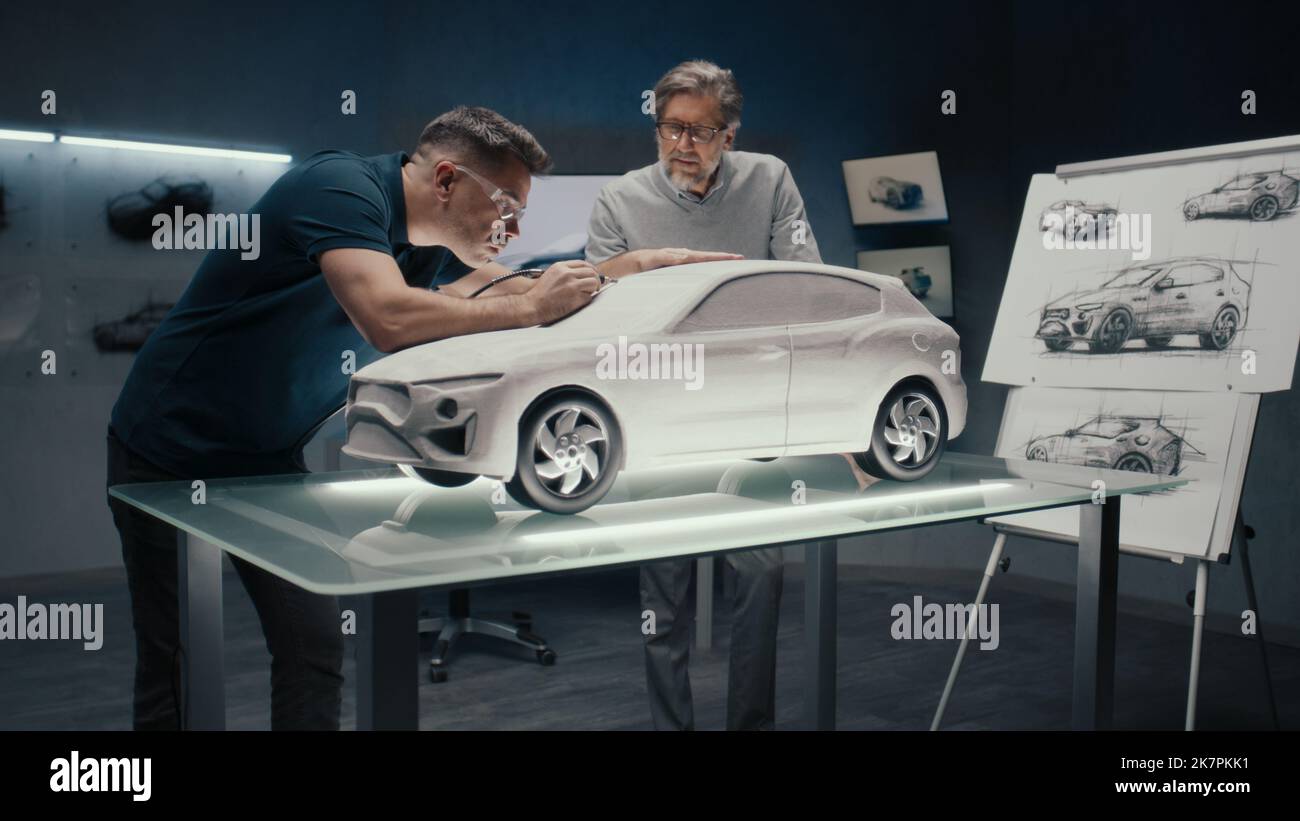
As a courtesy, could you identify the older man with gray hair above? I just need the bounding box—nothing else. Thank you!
[587,59,821,730]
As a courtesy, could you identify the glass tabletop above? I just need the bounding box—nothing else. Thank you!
[108,452,1184,595]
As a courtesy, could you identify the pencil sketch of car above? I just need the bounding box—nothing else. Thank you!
[898,266,932,299]
[92,300,174,352]
[1183,172,1299,222]
[1038,199,1119,237]
[343,260,967,513]
[1035,257,1250,354]
[868,176,923,209]
[1025,415,1198,475]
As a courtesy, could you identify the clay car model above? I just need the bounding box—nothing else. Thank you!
[1035,257,1249,354]
[343,260,968,513]
[1038,199,1118,237]
[1025,416,1190,475]
[1183,172,1299,222]
[868,176,923,209]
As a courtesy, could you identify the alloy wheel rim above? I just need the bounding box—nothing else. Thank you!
[883,393,941,466]
[532,406,608,497]
[1100,312,1129,347]
[1115,455,1150,472]
[1213,310,1237,346]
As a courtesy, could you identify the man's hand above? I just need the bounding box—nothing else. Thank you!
[643,247,744,270]
[526,260,601,324]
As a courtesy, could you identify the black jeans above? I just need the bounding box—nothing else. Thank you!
[106,427,344,730]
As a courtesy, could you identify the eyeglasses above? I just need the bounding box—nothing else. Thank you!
[655,121,727,145]
[454,163,526,222]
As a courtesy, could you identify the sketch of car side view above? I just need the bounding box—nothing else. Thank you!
[868,176,924,209]
[1038,199,1119,238]
[1183,172,1299,222]
[343,260,968,514]
[1035,256,1251,354]
[1024,415,1201,475]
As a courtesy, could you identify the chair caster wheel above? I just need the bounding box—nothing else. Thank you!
[430,666,448,683]
[536,648,557,666]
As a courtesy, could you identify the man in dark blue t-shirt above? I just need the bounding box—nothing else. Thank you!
[106,106,600,730]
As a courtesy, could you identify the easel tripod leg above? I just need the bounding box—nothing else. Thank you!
[1235,514,1279,729]
[1186,560,1208,730]
[932,532,1006,731]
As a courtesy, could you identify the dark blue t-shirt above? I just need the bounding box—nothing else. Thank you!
[110,150,473,478]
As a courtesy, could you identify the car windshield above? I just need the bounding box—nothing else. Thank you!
[1102,265,1164,287]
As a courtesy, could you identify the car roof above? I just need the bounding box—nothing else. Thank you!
[553,260,909,333]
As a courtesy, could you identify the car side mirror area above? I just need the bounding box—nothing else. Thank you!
[1154,278,1173,290]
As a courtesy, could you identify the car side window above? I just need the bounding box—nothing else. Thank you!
[675,273,882,332]
[1167,264,1223,287]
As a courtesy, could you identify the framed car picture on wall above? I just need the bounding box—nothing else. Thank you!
[856,244,954,318]
[842,150,949,225]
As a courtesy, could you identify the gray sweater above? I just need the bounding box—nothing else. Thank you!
[585,150,822,265]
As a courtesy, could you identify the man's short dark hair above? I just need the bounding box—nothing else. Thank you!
[415,106,553,174]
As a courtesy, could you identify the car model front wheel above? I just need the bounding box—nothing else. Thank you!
[1198,305,1240,350]
[853,382,948,482]
[1088,309,1133,354]
[1183,202,1200,220]
[1249,195,1279,221]
[505,395,623,514]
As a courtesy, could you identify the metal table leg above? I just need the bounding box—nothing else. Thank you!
[356,589,419,730]
[1073,501,1119,730]
[804,539,838,730]
[178,531,226,730]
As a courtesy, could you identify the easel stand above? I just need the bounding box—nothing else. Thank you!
[932,510,1278,731]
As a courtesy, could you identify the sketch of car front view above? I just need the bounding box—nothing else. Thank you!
[1025,415,1199,476]
[343,260,968,514]
[1035,257,1250,354]
[1183,172,1299,222]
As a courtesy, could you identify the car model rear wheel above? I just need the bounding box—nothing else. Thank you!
[400,464,478,487]
[1250,195,1279,221]
[505,395,622,514]
[853,382,948,482]
[1144,335,1173,348]
[1088,309,1133,354]
[1183,202,1200,220]
[1027,445,1049,461]
[1198,306,1240,350]
[1114,453,1152,472]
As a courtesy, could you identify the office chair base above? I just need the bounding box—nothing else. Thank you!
[418,614,556,683]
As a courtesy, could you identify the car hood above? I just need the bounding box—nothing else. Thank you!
[1045,285,1143,308]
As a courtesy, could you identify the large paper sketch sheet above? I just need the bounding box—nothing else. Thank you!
[983,151,1300,392]
[987,387,1253,559]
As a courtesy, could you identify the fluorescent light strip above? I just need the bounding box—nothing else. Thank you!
[59,135,291,163]
[0,128,56,143]
[520,482,1017,545]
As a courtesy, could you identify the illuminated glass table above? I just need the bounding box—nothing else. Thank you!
[108,452,1183,731]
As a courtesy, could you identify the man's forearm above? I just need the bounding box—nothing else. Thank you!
[378,287,537,351]
[594,250,648,279]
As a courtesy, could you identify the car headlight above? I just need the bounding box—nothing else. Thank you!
[1043,308,1069,320]
[1075,302,1103,313]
